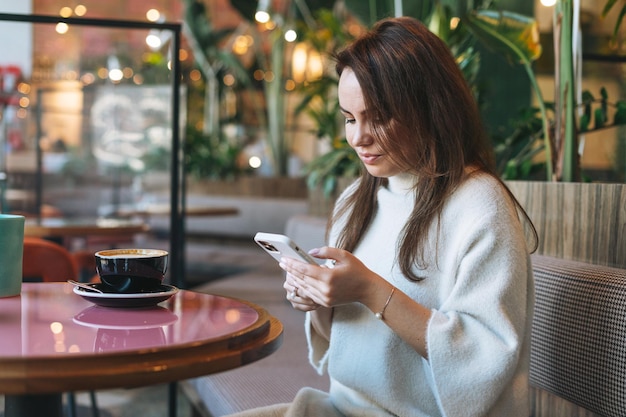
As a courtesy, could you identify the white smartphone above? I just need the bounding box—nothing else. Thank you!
[254,232,318,265]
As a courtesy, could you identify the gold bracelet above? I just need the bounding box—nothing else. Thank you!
[375,286,396,320]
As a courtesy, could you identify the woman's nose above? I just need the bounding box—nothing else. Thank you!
[349,125,372,148]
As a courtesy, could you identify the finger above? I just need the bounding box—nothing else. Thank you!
[286,285,315,303]
[280,261,329,305]
[308,247,343,264]
[289,280,329,307]
[290,302,319,312]
[288,290,319,306]
[290,296,317,307]
[290,275,318,299]
[286,291,319,310]
[283,280,300,295]
[279,257,314,278]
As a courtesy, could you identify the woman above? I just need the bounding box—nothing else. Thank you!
[234,16,536,417]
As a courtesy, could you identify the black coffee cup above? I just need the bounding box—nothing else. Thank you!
[95,249,168,293]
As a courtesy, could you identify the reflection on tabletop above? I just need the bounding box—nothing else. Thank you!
[74,305,178,352]
[0,282,261,356]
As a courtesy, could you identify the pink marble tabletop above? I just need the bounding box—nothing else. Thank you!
[0,282,283,395]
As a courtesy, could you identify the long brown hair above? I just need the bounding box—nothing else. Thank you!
[330,17,536,281]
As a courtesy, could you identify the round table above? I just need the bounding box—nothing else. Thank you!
[0,282,283,417]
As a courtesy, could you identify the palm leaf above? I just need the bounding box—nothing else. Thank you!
[463,10,542,65]
[612,5,626,39]
[464,9,552,179]
[602,0,619,16]
[601,0,625,38]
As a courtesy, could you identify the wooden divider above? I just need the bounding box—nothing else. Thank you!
[507,180,626,417]
[507,180,626,268]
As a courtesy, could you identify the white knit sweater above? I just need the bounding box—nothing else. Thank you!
[306,172,534,417]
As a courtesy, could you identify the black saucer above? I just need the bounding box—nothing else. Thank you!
[72,283,178,308]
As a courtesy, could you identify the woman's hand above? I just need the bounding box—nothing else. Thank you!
[283,274,319,312]
[283,246,432,357]
[280,246,380,309]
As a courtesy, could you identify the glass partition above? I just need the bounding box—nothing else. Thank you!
[0,13,186,286]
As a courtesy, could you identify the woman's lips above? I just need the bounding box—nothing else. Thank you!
[359,153,381,164]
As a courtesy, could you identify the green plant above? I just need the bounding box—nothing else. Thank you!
[492,106,547,179]
[466,3,626,182]
[343,0,436,26]
[183,0,252,137]
[228,0,336,176]
[291,9,358,195]
[181,0,257,180]
[496,87,626,180]
[464,9,552,178]
[184,126,250,180]
[305,139,362,196]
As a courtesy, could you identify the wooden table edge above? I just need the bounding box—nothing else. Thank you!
[0,315,283,394]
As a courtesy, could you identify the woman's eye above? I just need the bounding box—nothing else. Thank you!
[344,118,355,125]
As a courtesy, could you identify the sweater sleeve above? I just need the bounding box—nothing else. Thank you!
[425,193,533,416]
[305,311,331,375]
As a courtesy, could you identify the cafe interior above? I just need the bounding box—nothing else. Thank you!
[1,0,626,417]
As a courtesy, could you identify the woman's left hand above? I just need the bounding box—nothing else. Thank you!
[280,246,379,308]
[284,277,320,311]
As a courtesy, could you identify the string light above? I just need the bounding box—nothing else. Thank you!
[255,0,271,23]
[55,22,69,34]
[146,9,161,22]
[146,32,162,49]
[249,156,262,169]
[284,29,297,42]
[255,11,270,23]
[59,6,72,17]
[74,4,87,16]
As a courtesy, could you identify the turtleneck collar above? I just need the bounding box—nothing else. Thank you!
[386,173,416,195]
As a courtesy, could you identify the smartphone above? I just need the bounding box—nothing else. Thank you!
[254,232,317,265]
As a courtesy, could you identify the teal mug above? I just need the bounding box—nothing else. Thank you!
[0,214,25,297]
